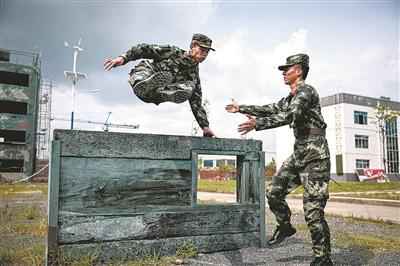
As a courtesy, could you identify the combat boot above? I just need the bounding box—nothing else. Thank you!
[268,224,296,245]
[310,256,333,266]
[158,81,194,104]
[132,71,175,104]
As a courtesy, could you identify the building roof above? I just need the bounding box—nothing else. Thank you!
[321,93,400,111]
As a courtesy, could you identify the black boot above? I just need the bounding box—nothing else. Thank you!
[268,224,296,245]
[310,256,333,266]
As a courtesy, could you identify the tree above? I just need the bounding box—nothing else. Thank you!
[374,102,400,173]
[265,158,277,177]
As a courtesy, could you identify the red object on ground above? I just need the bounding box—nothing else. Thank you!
[364,168,384,176]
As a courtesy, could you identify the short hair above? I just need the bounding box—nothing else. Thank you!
[299,64,309,80]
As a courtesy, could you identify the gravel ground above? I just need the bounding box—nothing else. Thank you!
[187,209,400,266]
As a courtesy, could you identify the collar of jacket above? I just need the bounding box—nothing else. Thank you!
[289,80,305,96]
[183,51,199,66]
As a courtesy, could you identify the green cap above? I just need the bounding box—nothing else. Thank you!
[192,33,215,51]
[278,53,309,70]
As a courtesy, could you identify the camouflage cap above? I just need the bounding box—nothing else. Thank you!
[192,33,215,51]
[278,53,309,70]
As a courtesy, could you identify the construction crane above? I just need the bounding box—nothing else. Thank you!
[51,112,139,132]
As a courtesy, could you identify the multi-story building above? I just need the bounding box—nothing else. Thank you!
[276,93,400,181]
[0,48,41,180]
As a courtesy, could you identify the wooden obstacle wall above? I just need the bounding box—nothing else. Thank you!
[47,130,266,264]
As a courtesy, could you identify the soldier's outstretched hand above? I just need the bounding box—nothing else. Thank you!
[238,115,256,135]
[104,56,125,71]
[225,98,239,113]
[202,127,216,138]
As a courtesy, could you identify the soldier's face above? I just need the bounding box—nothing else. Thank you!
[283,65,302,85]
[191,44,209,63]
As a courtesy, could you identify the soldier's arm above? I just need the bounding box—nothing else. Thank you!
[189,80,210,130]
[238,98,286,117]
[255,88,310,131]
[120,44,179,64]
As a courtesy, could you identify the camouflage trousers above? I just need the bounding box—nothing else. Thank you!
[128,60,195,105]
[266,156,331,258]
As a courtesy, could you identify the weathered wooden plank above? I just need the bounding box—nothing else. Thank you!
[47,140,61,265]
[259,152,266,248]
[59,203,259,216]
[59,157,192,211]
[240,161,249,203]
[54,130,262,159]
[58,207,259,244]
[191,137,262,153]
[191,151,198,207]
[59,232,260,262]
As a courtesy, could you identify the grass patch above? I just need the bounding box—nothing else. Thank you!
[335,232,400,252]
[0,183,48,197]
[290,181,400,195]
[198,179,236,193]
[0,242,45,266]
[176,241,198,259]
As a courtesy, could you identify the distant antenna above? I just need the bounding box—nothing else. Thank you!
[64,38,88,129]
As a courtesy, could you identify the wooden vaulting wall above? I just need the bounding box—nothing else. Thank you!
[47,130,266,264]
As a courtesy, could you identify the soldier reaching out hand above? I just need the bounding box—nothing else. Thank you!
[226,54,333,266]
[104,33,216,137]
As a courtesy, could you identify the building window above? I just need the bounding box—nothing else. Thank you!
[0,100,28,115]
[203,160,214,168]
[354,111,368,125]
[386,118,399,173]
[0,71,29,87]
[355,135,368,149]
[0,159,24,172]
[356,159,369,169]
[0,130,26,143]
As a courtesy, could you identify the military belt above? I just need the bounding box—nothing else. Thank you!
[297,128,326,137]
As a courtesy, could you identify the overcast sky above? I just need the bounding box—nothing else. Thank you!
[1,0,399,159]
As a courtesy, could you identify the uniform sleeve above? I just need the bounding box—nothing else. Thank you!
[189,77,209,129]
[238,97,286,117]
[121,44,179,63]
[255,88,310,131]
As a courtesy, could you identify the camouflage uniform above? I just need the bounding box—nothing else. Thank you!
[238,55,331,263]
[119,34,214,129]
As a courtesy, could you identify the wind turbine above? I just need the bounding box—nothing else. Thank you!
[64,38,88,129]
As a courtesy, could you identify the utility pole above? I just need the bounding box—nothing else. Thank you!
[64,38,87,130]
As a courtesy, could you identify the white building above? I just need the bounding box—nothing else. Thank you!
[276,93,400,181]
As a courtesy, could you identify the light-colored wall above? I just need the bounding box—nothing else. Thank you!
[274,99,400,179]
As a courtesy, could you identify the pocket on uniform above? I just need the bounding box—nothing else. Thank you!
[303,177,329,200]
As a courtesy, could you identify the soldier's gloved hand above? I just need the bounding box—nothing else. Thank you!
[225,98,239,113]
[238,115,256,135]
[202,127,216,138]
[103,56,125,71]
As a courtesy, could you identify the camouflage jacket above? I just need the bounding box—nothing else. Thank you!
[239,81,330,166]
[121,44,209,129]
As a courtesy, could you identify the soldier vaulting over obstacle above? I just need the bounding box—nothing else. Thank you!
[226,54,333,266]
[104,33,216,137]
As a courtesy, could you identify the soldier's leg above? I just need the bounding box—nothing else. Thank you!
[266,155,302,245]
[128,61,194,105]
[266,154,301,226]
[302,159,332,265]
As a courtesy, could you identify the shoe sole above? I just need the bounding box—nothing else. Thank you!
[268,228,297,246]
[131,71,174,104]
